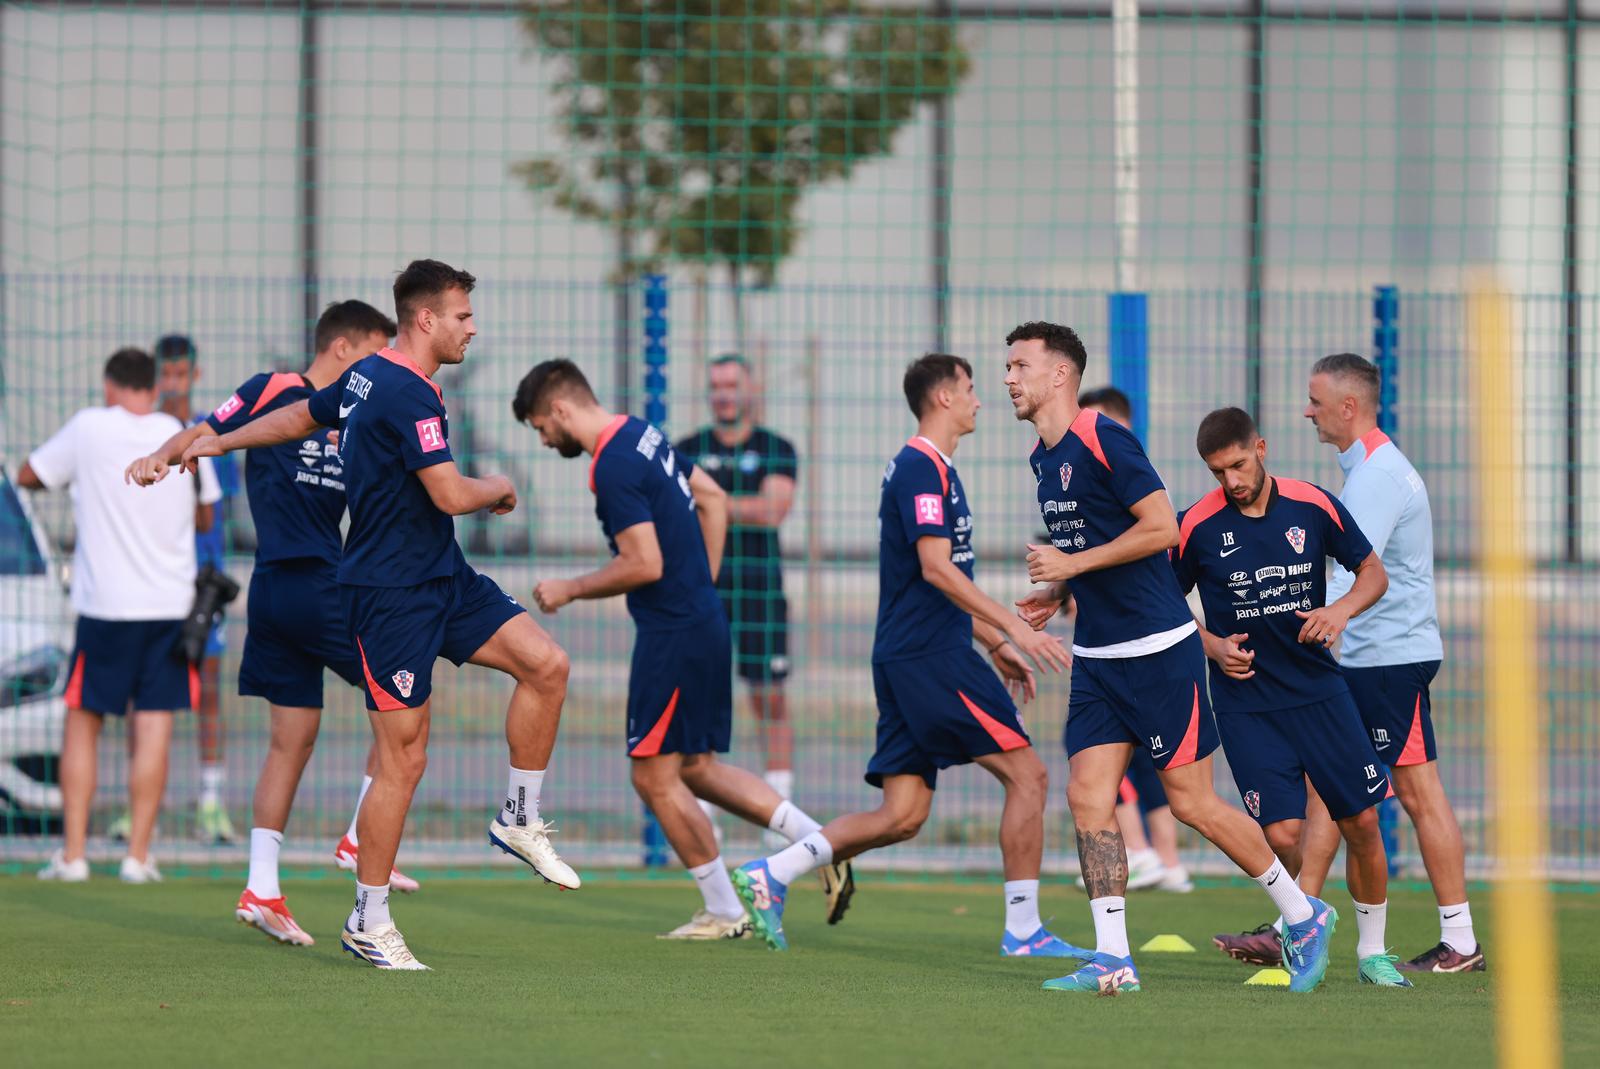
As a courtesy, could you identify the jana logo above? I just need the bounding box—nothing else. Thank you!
[1060,462,1073,491]
[391,669,415,699]
[1243,790,1261,818]
[1285,526,1307,554]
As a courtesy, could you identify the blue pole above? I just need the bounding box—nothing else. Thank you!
[1372,283,1401,875]
[1107,292,1149,443]
[639,273,671,867]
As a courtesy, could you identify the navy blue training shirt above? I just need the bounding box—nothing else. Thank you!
[206,372,344,567]
[1030,408,1193,653]
[306,348,460,587]
[591,415,723,632]
[1171,477,1373,713]
[873,438,974,664]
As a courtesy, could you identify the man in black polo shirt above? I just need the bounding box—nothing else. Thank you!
[676,354,799,807]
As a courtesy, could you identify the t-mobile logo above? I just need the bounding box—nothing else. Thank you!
[415,416,446,453]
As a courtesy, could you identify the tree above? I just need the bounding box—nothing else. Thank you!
[516,0,969,343]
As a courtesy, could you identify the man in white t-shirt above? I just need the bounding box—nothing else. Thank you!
[19,347,221,884]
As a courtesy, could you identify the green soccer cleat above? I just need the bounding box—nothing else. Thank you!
[1358,952,1414,987]
[107,811,131,842]
[198,799,239,844]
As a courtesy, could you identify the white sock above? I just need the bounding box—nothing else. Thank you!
[1354,899,1389,959]
[1254,859,1313,926]
[501,766,544,827]
[1272,916,1284,934]
[767,799,821,843]
[766,831,833,885]
[1440,902,1477,954]
[346,775,372,844]
[764,768,794,800]
[688,857,744,920]
[246,827,283,899]
[1004,879,1043,940]
[349,881,391,933]
[1089,895,1131,958]
[200,764,225,806]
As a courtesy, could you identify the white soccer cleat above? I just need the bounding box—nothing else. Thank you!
[119,856,162,884]
[1157,865,1195,894]
[37,850,89,882]
[487,817,581,890]
[333,834,422,893]
[341,923,430,970]
[236,889,315,946]
[658,909,752,941]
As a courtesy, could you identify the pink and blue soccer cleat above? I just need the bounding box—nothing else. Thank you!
[731,859,788,951]
[1041,952,1142,993]
[1000,927,1094,959]
[1282,896,1338,993]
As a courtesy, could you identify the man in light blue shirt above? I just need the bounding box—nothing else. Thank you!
[1305,353,1481,974]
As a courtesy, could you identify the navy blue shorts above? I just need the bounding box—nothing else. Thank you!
[867,646,1031,790]
[1343,660,1441,767]
[343,559,525,711]
[1119,746,1169,815]
[65,616,194,716]
[1217,691,1389,825]
[239,560,362,709]
[626,617,733,758]
[1066,631,1218,770]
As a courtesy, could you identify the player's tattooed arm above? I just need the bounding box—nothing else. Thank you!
[1075,828,1129,899]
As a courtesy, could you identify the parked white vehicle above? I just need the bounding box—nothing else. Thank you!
[0,468,70,827]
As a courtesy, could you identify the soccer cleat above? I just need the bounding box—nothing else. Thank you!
[1358,952,1414,987]
[1156,865,1194,894]
[658,909,752,941]
[37,850,89,882]
[819,859,855,925]
[107,812,132,843]
[1213,922,1284,966]
[730,860,789,951]
[487,817,581,890]
[198,799,239,844]
[1001,927,1095,959]
[1397,941,1487,974]
[119,856,163,884]
[332,835,422,893]
[1041,952,1142,993]
[236,890,315,947]
[340,923,429,970]
[1281,897,1338,993]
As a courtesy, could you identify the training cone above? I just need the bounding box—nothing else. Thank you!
[1243,968,1291,987]
[1139,934,1196,953]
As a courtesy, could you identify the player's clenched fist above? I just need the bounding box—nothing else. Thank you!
[1024,542,1076,583]
[533,578,576,614]
[125,454,170,487]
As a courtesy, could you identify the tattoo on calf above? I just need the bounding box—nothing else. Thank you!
[1075,828,1128,898]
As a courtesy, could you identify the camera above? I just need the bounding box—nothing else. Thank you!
[177,563,241,664]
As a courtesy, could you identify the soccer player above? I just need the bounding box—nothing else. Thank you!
[1306,353,1481,973]
[182,261,578,970]
[675,355,799,807]
[129,300,422,945]
[154,334,241,844]
[1172,407,1410,987]
[1005,321,1335,994]
[1076,385,1190,894]
[24,348,221,884]
[729,354,1080,955]
[514,360,843,940]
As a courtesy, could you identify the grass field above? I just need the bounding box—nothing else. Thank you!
[3,876,1597,1068]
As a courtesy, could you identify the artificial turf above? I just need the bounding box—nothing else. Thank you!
[3,876,1596,1067]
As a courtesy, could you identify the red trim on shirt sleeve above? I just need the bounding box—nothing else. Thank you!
[903,438,950,496]
[1069,408,1111,470]
[248,372,307,416]
[588,414,631,493]
[1275,477,1344,530]
[1177,488,1228,557]
[1358,427,1392,460]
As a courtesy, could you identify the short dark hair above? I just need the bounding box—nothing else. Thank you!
[902,353,973,418]
[393,258,476,326]
[1311,352,1381,408]
[1078,385,1133,424]
[314,300,397,354]
[1195,407,1259,458]
[153,334,196,365]
[709,352,749,372]
[512,359,597,422]
[1005,321,1087,378]
[104,348,157,391]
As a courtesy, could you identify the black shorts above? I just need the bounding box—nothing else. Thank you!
[722,583,790,683]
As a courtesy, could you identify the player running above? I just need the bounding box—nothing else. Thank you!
[128,300,425,946]
[729,354,1078,955]
[181,261,578,970]
[514,360,847,941]
[1005,322,1336,994]
[1172,407,1409,987]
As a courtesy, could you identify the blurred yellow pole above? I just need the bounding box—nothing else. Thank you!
[1467,277,1559,1069]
